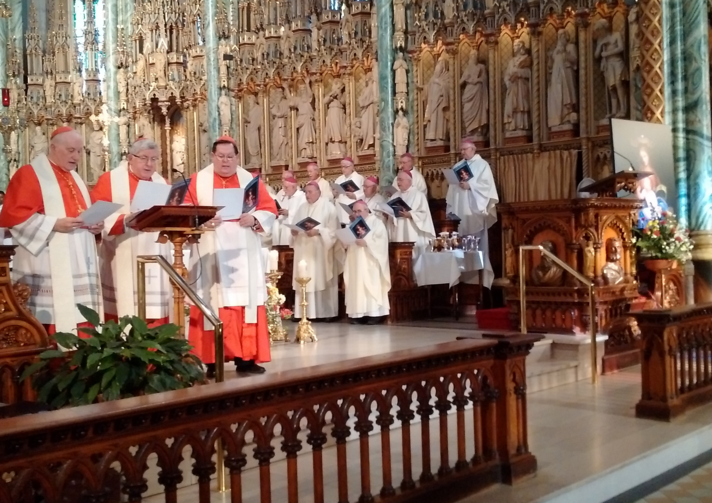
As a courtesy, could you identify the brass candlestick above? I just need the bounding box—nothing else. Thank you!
[265,270,288,343]
[295,277,317,344]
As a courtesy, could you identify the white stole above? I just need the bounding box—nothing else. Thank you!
[31,154,95,333]
[108,162,165,318]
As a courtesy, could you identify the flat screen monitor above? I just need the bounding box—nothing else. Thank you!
[610,118,675,223]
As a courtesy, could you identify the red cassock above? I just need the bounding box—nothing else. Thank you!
[186,171,278,364]
[0,162,94,336]
[90,170,169,328]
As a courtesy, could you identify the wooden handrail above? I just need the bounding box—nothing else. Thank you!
[0,337,540,503]
[631,303,712,421]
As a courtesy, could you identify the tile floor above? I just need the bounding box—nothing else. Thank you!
[634,462,712,502]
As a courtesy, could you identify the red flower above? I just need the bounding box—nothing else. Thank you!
[643,229,650,234]
[653,230,660,237]
[676,236,682,242]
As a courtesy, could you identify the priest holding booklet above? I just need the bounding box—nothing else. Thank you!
[272,175,306,246]
[332,157,364,225]
[90,138,173,325]
[444,137,499,288]
[290,181,341,321]
[186,136,278,376]
[383,170,435,257]
[341,201,391,325]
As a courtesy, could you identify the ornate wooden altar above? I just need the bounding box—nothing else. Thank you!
[388,242,428,323]
[498,182,642,334]
[0,246,51,405]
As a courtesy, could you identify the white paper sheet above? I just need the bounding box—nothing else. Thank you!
[80,201,123,226]
[214,188,245,220]
[377,202,395,218]
[330,182,346,195]
[283,223,306,232]
[383,186,398,197]
[336,227,357,245]
[339,202,354,215]
[441,168,461,185]
[130,181,172,212]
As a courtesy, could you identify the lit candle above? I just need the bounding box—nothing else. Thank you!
[269,249,279,272]
[298,260,308,278]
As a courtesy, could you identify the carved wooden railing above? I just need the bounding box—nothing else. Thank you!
[632,304,712,421]
[0,336,540,503]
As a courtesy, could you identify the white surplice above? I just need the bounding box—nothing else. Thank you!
[9,155,102,332]
[290,197,341,319]
[364,192,386,222]
[272,189,306,246]
[386,187,436,256]
[391,168,428,195]
[315,177,334,202]
[188,164,276,329]
[445,154,499,288]
[98,162,172,320]
[334,171,365,224]
[343,214,391,318]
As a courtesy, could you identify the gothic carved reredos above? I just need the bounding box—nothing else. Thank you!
[14,0,645,193]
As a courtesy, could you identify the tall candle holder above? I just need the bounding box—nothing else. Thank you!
[265,270,288,343]
[295,277,318,344]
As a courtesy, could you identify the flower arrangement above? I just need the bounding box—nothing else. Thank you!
[280,307,293,320]
[634,209,693,264]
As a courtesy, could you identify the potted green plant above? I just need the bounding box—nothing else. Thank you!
[21,305,205,409]
[634,209,693,271]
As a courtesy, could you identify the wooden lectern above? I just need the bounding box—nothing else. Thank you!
[498,171,650,336]
[131,205,218,335]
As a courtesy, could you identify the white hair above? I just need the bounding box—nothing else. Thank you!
[129,138,161,156]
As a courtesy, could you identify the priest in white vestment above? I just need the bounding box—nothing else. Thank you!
[0,127,104,335]
[290,182,341,320]
[90,139,172,324]
[186,136,278,375]
[273,170,295,206]
[343,201,390,324]
[333,157,365,225]
[445,138,499,288]
[272,176,306,246]
[363,175,386,218]
[385,171,436,257]
[307,162,334,201]
[391,153,428,195]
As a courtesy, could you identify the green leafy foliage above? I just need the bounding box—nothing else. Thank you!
[20,306,205,408]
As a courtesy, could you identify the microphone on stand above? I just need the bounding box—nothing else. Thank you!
[613,151,637,172]
[172,168,199,230]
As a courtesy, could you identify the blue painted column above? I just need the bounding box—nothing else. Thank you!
[105,0,121,168]
[376,0,395,185]
[204,0,221,143]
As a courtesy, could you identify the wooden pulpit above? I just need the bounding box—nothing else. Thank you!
[498,172,649,335]
[131,205,218,334]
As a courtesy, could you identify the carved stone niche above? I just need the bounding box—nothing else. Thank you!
[0,246,51,405]
[498,197,641,334]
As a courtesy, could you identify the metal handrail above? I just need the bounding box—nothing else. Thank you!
[518,245,598,384]
[136,255,227,492]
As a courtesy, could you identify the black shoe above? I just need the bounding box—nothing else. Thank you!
[291,317,300,323]
[245,363,266,374]
[205,363,216,379]
[349,317,359,325]
[366,317,380,325]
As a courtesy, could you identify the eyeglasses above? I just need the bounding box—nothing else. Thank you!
[214,154,236,161]
[134,155,160,164]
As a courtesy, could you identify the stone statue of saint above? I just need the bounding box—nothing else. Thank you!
[72,75,83,104]
[219,90,232,134]
[88,122,105,182]
[137,114,153,140]
[341,10,353,45]
[460,49,489,136]
[281,27,293,57]
[135,53,147,82]
[358,73,377,152]
[503,39,532,132]
[152,50,168,87]
[394,0,406,32]
[594,18,628,118]
[583,240,595,279]
[443,0,456,20]
[602,237,624,285]
[117,67,128,103]
[118,111,129,152]
[270,86,289,163]
[311,14,321,51]
[547,30,579,127]
[324,78,347,157]
[244,94,263,166]
[505,242,516,278]
[394,53,408,95]
[531,240,563,286]
[287,77,316,160]
[44,77,55,105]
[423,58,450,143]
[30,125,48,160]
[255,32,266,64]
[172,135,186,173]
[394,110,409,156]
